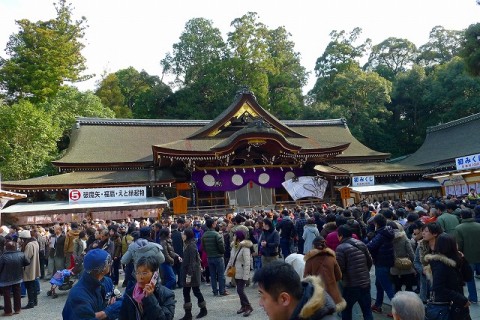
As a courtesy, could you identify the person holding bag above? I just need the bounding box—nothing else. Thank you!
[225,230,253,317]
[424,233,471,320]
[388,222,415,292]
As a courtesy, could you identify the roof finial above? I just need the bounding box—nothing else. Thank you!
[235,86,256,100]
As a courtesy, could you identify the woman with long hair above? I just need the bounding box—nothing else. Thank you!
[179,228,207,320]
[425,233,471,320]
[226,230,253,317]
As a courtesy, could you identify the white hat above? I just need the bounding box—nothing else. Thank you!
[18,230,31,239]
[0,226,9,237]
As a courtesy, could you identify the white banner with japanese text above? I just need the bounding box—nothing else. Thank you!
[352,176,375,187]
[456,154,480,170]
[69,187,146,204]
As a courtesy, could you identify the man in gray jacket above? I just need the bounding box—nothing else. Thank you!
[336,225,374,320]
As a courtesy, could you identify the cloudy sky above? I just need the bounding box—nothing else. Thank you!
[1,0,479,92]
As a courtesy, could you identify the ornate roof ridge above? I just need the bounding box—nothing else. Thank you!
[76,117,348,128]
[283,119,347,127]
[76,117,210,127]
[426,112,480,133]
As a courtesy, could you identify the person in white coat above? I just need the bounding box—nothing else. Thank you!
[226,230,253,317]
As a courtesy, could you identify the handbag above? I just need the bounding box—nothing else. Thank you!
[425,302,450,320]
[394,257,413,270]
[226,247,242,278]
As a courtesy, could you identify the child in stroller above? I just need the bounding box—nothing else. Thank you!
[47,269,75,298]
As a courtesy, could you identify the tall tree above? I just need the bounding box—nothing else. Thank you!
[364,37,417,81]
[42,86,115,136]
[266,26,308,119]
[313,28,371,79]
[95,73,131,118]
[160,18,227,86]
[389,65,429,155]
[418,26,463,69]
[227,12,275,107]
[0,101,62,180]
[460,23,480,76]
[0,0,90,103]
[309,28,371,102]
[424,57,480,124]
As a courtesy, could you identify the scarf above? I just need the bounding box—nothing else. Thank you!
[132,283,145,305]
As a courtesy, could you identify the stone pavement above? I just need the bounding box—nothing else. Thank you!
[8,272,480,319]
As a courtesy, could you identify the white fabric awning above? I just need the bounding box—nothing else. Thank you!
[2,198,168,215]
[350,181,441,194]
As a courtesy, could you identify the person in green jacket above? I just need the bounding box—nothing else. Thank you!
[201,219,228,296]
[436,202,459,235]
[455,209,480,303]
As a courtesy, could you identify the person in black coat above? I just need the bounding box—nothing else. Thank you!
[179,228,207,320]
[120,255,175,320]
[425,233,470,320]
[0,241,30,315]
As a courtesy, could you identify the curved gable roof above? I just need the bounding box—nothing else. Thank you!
[399,113,480,167]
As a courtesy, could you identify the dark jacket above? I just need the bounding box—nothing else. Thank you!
[288,276,337,320]
[0,250,30,286]
[277,217,296,240]
[425,253,468,307]
[171,229,184,258]
[367,226,395,267]
[160,238,178,265]
[62,273,122,320]
[181,239,202,287]
[259,229,280,257]
[55,234,66,258]
[335,237,372,288]
[201,229,225,258]
[120,279,175,320]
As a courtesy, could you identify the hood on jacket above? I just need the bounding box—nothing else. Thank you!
[393,230,407,242]
[304,248,336,262]
[231,239,253,248]
[376,226,394,240]
[67,230,80,237]
[423,253,457,283]
[131,239,163,252]
[296,276,336,319]
[304,224,318,231]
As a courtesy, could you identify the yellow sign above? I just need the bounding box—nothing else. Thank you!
[339,187,351,199]
[171,196,189,215]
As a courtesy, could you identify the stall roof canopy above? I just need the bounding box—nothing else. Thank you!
[315,162,426,176]
[350,181,441,194]
[398,113,480,168]
[2,198,168,216]
[0,190,26,200]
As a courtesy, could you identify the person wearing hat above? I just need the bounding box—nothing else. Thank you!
[19,229,40,310]
[62,249,122,320]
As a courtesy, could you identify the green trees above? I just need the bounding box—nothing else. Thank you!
[0,101,62,180]
[160,13,308,119]
[460,23,480,76]
[95,67,173,119]
[0,0,90,103]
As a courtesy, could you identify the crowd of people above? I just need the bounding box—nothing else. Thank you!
[0,192,478,319]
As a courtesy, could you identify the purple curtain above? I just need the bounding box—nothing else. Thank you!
[192,167,303,191]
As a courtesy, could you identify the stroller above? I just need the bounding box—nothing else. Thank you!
[47,269,76,298]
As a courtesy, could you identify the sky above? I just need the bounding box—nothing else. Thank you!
[1,0,479,93]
